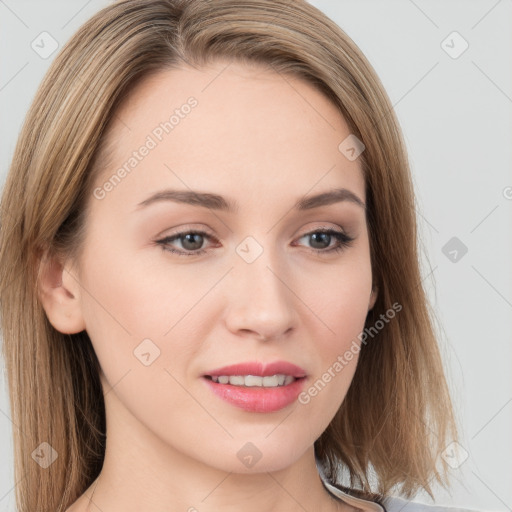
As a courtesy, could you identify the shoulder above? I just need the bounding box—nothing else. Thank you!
[382,495,482,512]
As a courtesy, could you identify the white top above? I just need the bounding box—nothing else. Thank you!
[317,463,481,512]
[321,478,384,511]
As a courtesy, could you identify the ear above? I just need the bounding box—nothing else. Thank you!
[36,249,86,334]
[368,285,378,312]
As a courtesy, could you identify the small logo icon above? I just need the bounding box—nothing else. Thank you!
[31,32,59,59]
[441,441,469,469]
[237,441,263,468]
[442,237,468,263]
[338,134,365,161]
[441,31,469,59]
[134,338,161,366]
[31,442,58,468]
[236,236,264,263]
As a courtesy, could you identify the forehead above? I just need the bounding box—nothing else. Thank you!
[91,60,365,215]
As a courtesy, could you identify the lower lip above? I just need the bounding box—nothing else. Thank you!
[203,377,306,413]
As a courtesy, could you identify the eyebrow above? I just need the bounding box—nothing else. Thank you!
[133,187,365,213]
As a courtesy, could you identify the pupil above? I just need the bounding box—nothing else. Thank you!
[310,232,330,249]
[182,233,203,250]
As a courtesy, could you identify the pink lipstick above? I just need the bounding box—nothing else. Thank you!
[203,361,307,413]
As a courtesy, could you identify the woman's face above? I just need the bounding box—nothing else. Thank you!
[68,60,376,473]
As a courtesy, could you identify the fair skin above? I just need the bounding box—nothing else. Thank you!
[38,60,377,512]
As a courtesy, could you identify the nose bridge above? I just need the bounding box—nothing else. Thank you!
[225,237,297,339]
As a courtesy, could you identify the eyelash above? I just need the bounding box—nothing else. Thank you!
[155,227,354,257]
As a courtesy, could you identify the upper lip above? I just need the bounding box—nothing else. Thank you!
[205,361,307,378]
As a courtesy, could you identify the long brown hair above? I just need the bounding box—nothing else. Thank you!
[0,0,459,510]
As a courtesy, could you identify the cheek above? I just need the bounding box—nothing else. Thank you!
[77,238,221,390]
[294,251,372,405]
[294,271,370,426]
[299,253,373,346]
[78,233,198,336]
[77,246,200,429]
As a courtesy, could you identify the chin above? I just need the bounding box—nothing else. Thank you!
[196,429,316,475]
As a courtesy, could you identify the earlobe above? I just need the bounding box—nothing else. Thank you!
[36,249,86,334]
[368,286,378,311]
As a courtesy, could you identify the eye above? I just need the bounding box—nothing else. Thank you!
[294,228,354,255]
[155,229,218,257]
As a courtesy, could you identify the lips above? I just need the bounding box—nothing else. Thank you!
[202,360,307,413]
[205,361,307,378]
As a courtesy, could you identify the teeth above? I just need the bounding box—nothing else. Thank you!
[245,375,263,386]
[262,375,278,387]
[210,374,297,387]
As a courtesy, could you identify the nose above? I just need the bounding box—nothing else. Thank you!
[223,252,298,342]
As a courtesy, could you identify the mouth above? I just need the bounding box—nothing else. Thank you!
[202,361,308,413]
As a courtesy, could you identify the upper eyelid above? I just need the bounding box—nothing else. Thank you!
[161,220,348,236]
[161,225,347,238]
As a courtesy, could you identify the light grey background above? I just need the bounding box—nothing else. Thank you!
[1,1,511,511]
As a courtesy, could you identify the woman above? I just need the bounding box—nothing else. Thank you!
[0,1,467,511]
